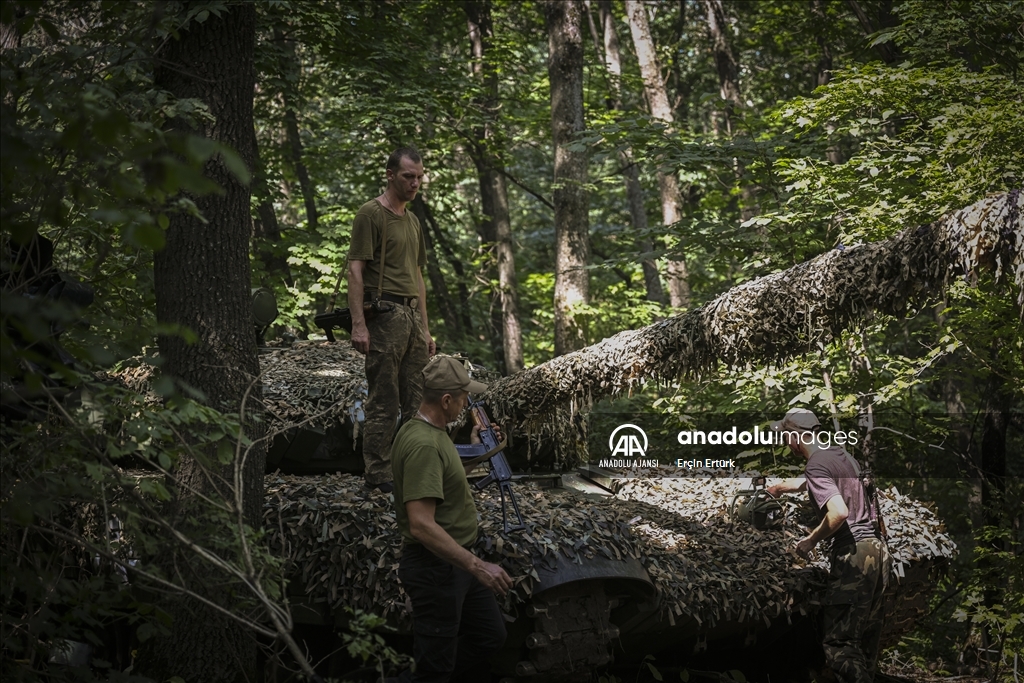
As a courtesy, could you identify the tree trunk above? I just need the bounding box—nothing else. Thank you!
[594,0,665,305]
[253,199,294,288]
[847,0,900,64]
[464,0,525,373]
[812,0,834,88]
[702,0,741,133]
[409,196,462,343]
[485,193,1022,463]
[275,29,318,233]
[412,196,474,338]
[624,0,690,308]
[545,0,591,356]
[701,0,759,221]
[251,128,294,288]
[143,5,264,681]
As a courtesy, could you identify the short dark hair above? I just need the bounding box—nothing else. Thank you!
[386,146,422,172]
[421,387,467,406]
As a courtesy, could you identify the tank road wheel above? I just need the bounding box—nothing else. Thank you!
[515,580,618,680]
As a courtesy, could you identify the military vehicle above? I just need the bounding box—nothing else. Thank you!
[122,174,1024,675]
[248,340,955,681]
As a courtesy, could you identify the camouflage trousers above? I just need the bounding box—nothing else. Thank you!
[822,538,892,683]
[362,302,428,486]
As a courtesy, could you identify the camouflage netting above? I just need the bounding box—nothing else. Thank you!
[484,192,1023,458]
[264,471,954,642]
[259,342,367,430]
[112,342,370,433]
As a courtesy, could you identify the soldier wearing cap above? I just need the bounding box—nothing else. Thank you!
[390,356,512,682]
[347,147,436,492]
[766,408,891,683]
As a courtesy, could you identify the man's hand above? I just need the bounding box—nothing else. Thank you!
[795,536,816,560]
[472,560,513,596]
[470,422,502,445]
[351,321,370,354]
[425,332,436,357]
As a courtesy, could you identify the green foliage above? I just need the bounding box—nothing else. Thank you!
[1,375,287,681]
[339,608,412,679]
[1,0,1020,676]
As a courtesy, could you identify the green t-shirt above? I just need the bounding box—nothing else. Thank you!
[392,418,479,547]
[347,199,427,298]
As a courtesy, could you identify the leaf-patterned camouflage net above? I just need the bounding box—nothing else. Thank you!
[483,192,1023,465]
[263,471,954,645]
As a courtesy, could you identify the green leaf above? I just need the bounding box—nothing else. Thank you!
[218,145,251,186]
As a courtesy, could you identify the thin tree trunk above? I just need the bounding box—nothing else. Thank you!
[847,0,900,64]
[812,0,846,166]
[251,129,294,288]
[464,0,524,373]
[624,0,690,308]
[275,29,318,233]
[978,370,1010,674]
[701,0,759,220]
[409,196,462,343]
[702,0,741,133]
[812,0,834,88]
[144,4,263,682]
[414,196,474,337]
[545,0,591,356]
[253,200,294,288]
[594,0,665,305]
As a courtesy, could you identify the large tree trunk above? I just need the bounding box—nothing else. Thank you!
[545,0,591,356]
[143,5,264,681]
[465,0,524,373]
[624,0,690,309]
[484,192,1022,465]
[594,0,665,305]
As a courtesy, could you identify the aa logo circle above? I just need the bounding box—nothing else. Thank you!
[608,424,648,458]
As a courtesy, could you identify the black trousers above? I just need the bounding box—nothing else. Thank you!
[396,544,507,683]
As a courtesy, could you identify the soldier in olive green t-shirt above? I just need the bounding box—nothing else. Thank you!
[391,356,511,682]
[345,147,436,492]
[392,418,478,547]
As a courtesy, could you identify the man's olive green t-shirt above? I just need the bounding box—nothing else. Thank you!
[392,418,478,547]
[347,199,427,298]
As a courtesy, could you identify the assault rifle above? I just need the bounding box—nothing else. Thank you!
[454,397,526,534]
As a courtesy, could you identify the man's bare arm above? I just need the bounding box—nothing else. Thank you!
[348,260,369,354]
[406,498,512,595]
[795,494,849,558]
[767,477,806,497]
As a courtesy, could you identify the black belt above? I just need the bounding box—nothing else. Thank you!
[366,292,418,308]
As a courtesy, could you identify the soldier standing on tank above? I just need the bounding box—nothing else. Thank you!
[347,147,436,493]
[766,408,892,683]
